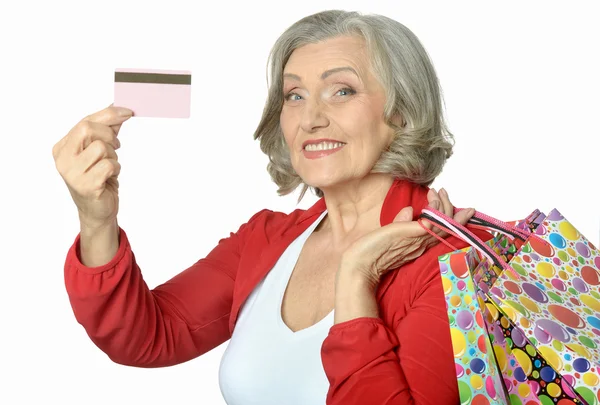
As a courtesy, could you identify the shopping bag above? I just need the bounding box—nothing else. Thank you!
[440,245,508,404]
[474,213,554,404]
[424,207,600,405]
[490,209,600,404]
[471,225,584,404]
[439,211,552,404]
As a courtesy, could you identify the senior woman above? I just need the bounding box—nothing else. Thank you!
[53,10,491,405]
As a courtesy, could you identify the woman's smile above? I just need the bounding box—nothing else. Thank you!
[302,141,346,159]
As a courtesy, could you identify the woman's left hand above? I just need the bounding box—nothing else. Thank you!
[338,188,475,287]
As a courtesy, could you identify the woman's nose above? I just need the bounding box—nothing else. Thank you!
[300,98,329,133]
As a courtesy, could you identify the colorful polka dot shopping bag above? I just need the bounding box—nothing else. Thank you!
[432,211,561,404]
[421,207,600,405]
[437,245,510,404]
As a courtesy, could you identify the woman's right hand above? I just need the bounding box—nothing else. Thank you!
[53,104,133,229]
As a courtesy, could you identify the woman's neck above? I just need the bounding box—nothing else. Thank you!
[315,174,394,250]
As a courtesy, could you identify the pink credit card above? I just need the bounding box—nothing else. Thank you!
[114,68,192,118]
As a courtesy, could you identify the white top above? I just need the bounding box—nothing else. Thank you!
[219,210,334,405]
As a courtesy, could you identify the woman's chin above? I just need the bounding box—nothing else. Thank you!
[302,176,348,191]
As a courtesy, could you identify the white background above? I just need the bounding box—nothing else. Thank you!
[1,0,599,404]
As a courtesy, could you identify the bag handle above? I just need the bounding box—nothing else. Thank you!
[468,208,550,246]
[419,206,552,274]
[418,208,513,271]
[457,208,532,241]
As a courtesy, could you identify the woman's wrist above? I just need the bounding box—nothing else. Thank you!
[79,218,120,267]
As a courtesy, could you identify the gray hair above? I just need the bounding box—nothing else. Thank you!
[253,10,454,202]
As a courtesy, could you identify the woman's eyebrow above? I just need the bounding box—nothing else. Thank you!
[282,66,359,82]
[320,66,358,80]
[283,73,302,81]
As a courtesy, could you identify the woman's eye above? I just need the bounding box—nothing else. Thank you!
[335,87,356,97]
[285,93,302,101]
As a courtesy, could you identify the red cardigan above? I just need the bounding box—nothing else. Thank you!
[64,178,491,404]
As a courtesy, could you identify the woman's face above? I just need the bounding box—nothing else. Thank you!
[280,35,396,191]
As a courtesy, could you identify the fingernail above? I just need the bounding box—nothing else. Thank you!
[440,188,447,196]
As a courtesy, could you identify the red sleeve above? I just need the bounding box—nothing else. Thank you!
[64,209,270,368]
[320,230,492,405]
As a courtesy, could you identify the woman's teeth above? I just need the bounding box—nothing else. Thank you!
[305,142,345,151]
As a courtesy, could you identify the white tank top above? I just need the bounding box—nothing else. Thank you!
[219,210,334,405]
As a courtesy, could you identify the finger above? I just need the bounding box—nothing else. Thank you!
[386,220,430,239]
[108,101,125,136]
[432,223,449,240]
[427,188,442,209]
[111,122,123,136]
[430,199,441,211]
[66,120,121,157]
[106,176,119,191]
[75,140,118,174]
[438,188,454,217]
[393,206,413,223]
[454,208,476,226]
[419,200,440,233]
[83,104,133,126]
[434,188,453,238]
[426,189,452,238]
[56,104,126,157]
[423,203,451,239]
[417,200,442,236]
[79,121,121,150]
[62,105,131,154]
[83,157,121,192]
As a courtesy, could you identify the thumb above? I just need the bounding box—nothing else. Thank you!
[393,206,414,223]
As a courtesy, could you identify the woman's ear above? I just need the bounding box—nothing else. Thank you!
[390,112,405,128]
[385,113,404,149]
